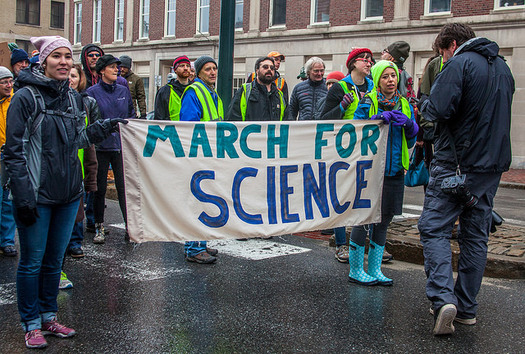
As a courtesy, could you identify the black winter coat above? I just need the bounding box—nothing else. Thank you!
[289,79,327,120]
[226,81,288,121]
[421,37,514,173]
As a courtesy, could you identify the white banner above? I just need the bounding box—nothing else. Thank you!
[120,120,388,243]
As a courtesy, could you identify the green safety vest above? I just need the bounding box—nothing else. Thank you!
[338,81,361,120]
[77,115,89,178]
[439,56,444,72]
[183,81,223,121]
[168,84,182,121]
[239,82,285,121]
[366,90,411,170]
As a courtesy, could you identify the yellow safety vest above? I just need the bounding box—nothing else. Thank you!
[168,84,182,121]
[239,82,285,121]
[183,81,224,121]
[366,91,411,170]
[338,81,361,120]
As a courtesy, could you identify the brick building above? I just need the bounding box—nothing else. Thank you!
[65,0,525,167]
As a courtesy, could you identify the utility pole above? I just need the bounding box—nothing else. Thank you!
[217,0,236,111]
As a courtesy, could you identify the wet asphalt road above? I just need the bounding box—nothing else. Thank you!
[0,200,524,353]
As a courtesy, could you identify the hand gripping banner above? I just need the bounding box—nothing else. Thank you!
[120,120,388,243]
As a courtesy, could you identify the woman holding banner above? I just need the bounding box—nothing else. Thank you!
[348,60,418,286]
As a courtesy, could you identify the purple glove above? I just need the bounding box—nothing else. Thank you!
[390,110,419,138]
[371,111,395,124]
[340,93,354,111]
[390,110,409,126]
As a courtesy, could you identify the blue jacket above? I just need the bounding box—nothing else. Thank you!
[354,97,416,176]
[289,78,327,120]
[87,80,134,151]
[321,75,374,120]
[179,78,220,121]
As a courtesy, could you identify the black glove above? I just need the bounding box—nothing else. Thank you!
[140,113,147,119]
[108,118,128,132]
[86,118,128,143]
[17,206,38,227]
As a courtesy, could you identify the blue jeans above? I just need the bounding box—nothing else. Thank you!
[334,227,346,247]
[0,187,16,248]
[16,199,80,331]
[184,241,207,257]
[68,220,84,250]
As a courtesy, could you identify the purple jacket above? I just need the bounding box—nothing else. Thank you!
[86,80,135,151]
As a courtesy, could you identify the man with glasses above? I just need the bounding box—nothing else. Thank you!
[227,56,288,121]
[81,44,104,88]
[246,51,289,103]
[0,67,17,257]
[289,57,327,121]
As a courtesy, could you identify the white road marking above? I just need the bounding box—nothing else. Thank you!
[0,282,17,306]
[206,239,311,260]
[404,204,424,211]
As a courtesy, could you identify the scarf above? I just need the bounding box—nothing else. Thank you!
[377,88,400,109]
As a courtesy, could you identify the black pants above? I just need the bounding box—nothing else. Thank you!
[94,150,127,225]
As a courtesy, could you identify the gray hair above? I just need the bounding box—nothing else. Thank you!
[305,57,325,75]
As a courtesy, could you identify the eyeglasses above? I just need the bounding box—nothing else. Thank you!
[311,69,325,74]
[355,58,373,64]
[261,65,275,70]
[87,53,101,58]
[0,79,14,86]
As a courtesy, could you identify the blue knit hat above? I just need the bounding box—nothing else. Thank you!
[11,49,29,66]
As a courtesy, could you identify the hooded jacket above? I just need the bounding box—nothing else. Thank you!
[123,70,147,117]
[421,37,514,173]
[289,78,327,120]
[81,44,104,88]
[227,80,287,121]
[0,89,12,146]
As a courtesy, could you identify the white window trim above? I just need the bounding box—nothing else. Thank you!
[165,0,176,37]
[269,0,286,28]
[235,0,243,30]
[424,0,451,16]
[493,0,525,10]
[92,0,101,43]
[73,1,82,45]
[196,0,210,34]
[360,0,383,21]
[139,0,150,39]
[114,0,124,42]
[310,0,329,25]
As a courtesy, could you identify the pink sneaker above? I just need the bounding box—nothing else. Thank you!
[41,320,76,338]
[25,329,48,349]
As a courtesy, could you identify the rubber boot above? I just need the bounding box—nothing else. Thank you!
[348,241,378,286]
[367,240,393,286]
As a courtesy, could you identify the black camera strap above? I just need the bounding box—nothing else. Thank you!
[444,57,495,174]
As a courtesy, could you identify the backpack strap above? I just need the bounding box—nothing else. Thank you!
[25,85,46,136]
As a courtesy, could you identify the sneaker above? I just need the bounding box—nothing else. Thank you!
[206,247,218,257]
[0,245,17,257]
[41,320,76,338]
[68,247,84,258]
[335,245,349,263]
[186,251,217,264]
[429,307,477,325]
[25,329,48,349]
[59,272,73,290]
[93,223,106,244]
[382,250,393,263]
[433,304,457,336]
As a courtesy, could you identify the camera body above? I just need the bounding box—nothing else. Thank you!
[441,174,478,208]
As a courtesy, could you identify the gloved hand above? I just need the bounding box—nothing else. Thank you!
[389,110,419,138]
[17,206,38,227]
[86,118,128,144]
[108,118,128,132]
[339,93,354,111]
[371,111,395,124]
[390,110,410,126]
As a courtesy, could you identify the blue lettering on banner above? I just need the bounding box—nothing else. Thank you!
[361,124,380,156]
[329,162,351,214]
[240,124,262,159]
[216,123,239,159]
[280,165,300,223]
[267,166,277,224]
[315,124,334,159]
[189,124,213,157]
[335,124,357,158]
[143,125,185,157]
[303,162,329,220]
[190,170,229,228]
[353,160,372,209]
[267,124,289,158]
[232,167,263,224]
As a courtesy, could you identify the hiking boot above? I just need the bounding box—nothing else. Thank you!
[59,271,73,290]
[68,247,84,258]
[335,245,349,263]
[93,223,106,244]
[25,329,48,349]
[41,320,76,338]
[0,245,17,257]
[433,304,457,336]
[186,251,217,264]
[206,247,218,257]
[382,250,393,263]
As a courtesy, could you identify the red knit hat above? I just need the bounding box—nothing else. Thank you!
[173,55,190,69]
[345,48,373,69]
[326,71,345,83]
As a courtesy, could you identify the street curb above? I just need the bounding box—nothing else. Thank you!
[499,182,525,190]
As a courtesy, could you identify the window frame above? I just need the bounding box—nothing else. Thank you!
[235,0,243,30]
[114,0,124,41]
[16,0,41,26]
[73,1,82,45]
[196,0,210,34]
[165,0,176,37]
[494,0,525,10]
[92,0,102,43]
[50,1,64,29]
[140,0,150,39]
[424,0,452,15]
[310,0,330,25]
[269,0,286,28]
[360,0,383,21]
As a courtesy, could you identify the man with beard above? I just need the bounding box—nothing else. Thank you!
[227,56,288,121]
[154,55,192,120]
[120,55,147,118]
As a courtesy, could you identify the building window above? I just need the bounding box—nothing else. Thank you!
[362,0,383,20]
[115,0,124,41]
[270,0,286,26]
[50,1,64,29]
[425,0,451,14]
[16,0,40,25]
[235,0,243,29]
[166,0,176,36]
[74,2,82,44]
[495,0,525,8]
[93,0,101,43]
[16,40,33,54]
[140,0,150,38]
[197,0,210,34]
[311,0,330,24]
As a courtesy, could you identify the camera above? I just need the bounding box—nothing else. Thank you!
[440,174,478,208]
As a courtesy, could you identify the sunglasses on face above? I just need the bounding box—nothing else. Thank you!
[261,65,275,70]
[87,53,101,58]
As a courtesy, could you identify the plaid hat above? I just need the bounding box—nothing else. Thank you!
[173,55,190,69]
[30,36,72,64]
[346,48,373,69]
[95,55,121,74]
[370,60,399,89]
[194,55,217,76]
[10,49,29,66]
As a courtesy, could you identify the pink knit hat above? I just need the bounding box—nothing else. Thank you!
[30,36,73,64]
